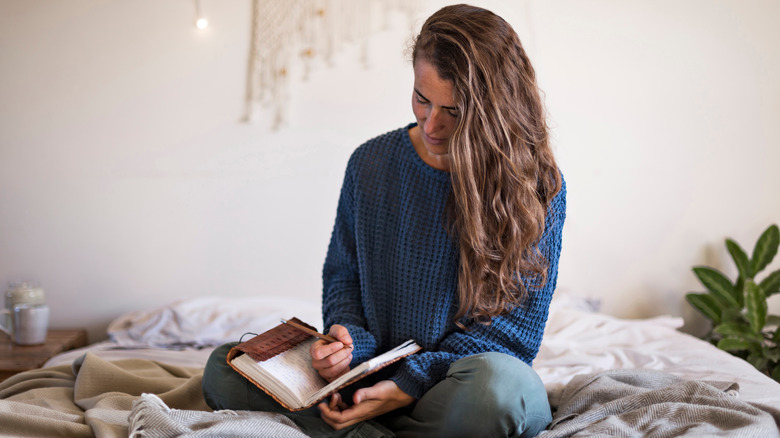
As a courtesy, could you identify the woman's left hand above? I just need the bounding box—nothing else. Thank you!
[318,380,415,430]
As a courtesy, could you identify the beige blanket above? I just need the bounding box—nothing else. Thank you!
[0,352,210,438]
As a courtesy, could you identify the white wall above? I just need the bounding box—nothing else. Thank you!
[1,0,778,342]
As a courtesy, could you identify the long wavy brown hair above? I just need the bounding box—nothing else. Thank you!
[412,4,562,326]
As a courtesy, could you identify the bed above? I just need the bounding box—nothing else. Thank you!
[1,293,779,437]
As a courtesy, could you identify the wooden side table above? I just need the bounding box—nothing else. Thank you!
[0,329,88,382]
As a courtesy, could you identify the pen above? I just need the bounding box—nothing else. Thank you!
[281,318,350,346]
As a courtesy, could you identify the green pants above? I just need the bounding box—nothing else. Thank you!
[202,343,551,438]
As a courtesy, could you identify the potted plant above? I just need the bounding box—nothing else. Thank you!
[686,224,780,381]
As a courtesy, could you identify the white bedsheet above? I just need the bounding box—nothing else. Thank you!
[534,306,780,408]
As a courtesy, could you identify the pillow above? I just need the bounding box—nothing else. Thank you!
[107,291,597,349]
[107,296,323,348]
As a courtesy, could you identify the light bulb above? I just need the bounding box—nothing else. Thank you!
[196,18,209,30]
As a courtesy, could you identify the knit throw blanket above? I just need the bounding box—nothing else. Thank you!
[128,393,309,438]
[540,369,780,438]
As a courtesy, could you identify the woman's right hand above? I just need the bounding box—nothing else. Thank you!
[310,324,354,382]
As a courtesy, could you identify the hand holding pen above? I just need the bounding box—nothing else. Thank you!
[298,322,354,382]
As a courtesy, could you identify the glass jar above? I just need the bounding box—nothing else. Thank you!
[5,282,46,309]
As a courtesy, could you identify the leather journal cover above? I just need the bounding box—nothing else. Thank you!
[226,318,421,411]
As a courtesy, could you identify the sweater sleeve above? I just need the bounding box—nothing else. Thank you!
[391,180,567,399]
[321,157,379,363]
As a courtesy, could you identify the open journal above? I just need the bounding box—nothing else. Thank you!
[226,318,421,411]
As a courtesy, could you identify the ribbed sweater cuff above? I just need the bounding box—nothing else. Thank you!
[341,323,378,364]
[390,370,426,400]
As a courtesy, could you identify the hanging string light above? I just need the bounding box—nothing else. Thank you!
[194,0,208,30]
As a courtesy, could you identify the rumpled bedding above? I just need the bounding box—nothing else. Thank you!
[540,369,780,438]
[0,352,209,437]
[107,296,322,349]
[128,393,308,438]
[0,351,314,438]
[4,294,780,437]
[534,306,780,408]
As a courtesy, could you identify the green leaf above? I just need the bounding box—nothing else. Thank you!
[759,269,780,297]
[717,337,755,352]
[745,281,767,334]
[686,293,721,323]
[774,326,780,344]
[772,365,780,382]
[727,238,752,279]
[693,267,740,308]
[751,224,779,276]
[733,276,745,308]
[714,322,763,342]
[721,307,744,325]
[764,346,780,362]
[747,353,768,372]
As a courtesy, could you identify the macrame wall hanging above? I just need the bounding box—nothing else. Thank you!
[244,0,421,129]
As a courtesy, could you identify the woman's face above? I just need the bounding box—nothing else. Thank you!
[412,59,459,159]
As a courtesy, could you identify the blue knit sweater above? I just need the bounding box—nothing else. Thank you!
[322,124,566,400]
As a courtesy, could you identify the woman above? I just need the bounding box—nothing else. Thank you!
[203,4,565,437]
